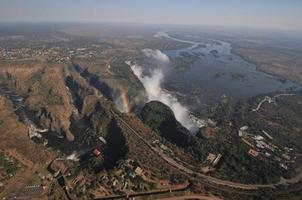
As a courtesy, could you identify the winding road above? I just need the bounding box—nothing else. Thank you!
[253,93,295,111]
[110,109,302,191]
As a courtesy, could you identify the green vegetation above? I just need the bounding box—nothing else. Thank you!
[172,51,201,70]
[210,50,219,57]
[0,150,22,192]
[213,71,226,79]
[229,72,248,81]
[1,25,302,199]
[0,151,20,175]
[79,119,128,174]
[230,37,302,84]
[103,119,128,169]
[201,92,302,183]
[140,101,192,147]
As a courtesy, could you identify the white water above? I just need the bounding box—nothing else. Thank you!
[126,48,198,132]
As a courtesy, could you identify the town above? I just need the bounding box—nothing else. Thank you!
[0,38,109,63]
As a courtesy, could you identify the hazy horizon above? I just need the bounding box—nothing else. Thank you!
[0,0,302,31]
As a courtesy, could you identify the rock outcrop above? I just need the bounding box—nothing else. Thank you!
[140,101,192,147]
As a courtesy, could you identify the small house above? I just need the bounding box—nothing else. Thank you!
[248,149,259,157]
[93,148,101,157]
[206,153,216,163]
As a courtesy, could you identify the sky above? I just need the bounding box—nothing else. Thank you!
[0,0,302,31]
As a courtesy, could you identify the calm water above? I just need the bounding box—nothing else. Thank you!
[163,34,301,100]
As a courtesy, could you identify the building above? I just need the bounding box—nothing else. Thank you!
[256,141,269,149]
[98,136,107,144]
[206,153,216,163]
[134,167,144,176]
[253,135,264,141]
[262,130,273,140]
[93,148,101,157]
[212,154,222,166]
[189,114,207,128]
[280,163,288,170]
[248,149,259,157]
[240,126,249,131]
[241,138,254,148]
[264,152,271,157]
[238,125,249,137]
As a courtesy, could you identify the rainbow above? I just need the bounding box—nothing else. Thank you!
[120,82,131,113]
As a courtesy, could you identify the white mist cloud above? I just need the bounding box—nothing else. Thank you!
[142,48,169,63]
[128,49,197,132]
[114,95,127,113]
[154,32,170,39]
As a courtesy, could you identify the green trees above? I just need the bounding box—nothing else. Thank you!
[103,120,128,169]
[140,101,192,147]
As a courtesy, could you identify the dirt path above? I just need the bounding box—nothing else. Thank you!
[94,183,190,200]
[279,168,302,185]
[0,165,39,198]
[159,195,223,200]
[4,148,34,167]
[0,149,39,199]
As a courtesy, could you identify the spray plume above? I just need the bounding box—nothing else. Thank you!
[114,82,131,114]
[120,82,131,113]
[127,49,197,132]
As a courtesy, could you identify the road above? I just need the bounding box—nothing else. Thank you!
[159,195,222,200]
[110,110,292,191]
[95,183,190,200]
[253,93,295,111]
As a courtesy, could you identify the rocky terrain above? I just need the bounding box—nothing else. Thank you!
[0,25,302,200]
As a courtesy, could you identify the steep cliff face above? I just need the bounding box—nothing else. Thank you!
[0,62,110,143]
[0,62,76,141]
[140,101,192,147]
[0,95,51,163]
[25,66,75,141]
[0,61,43,92]
[65,73,95,112]
[74,59,147,113]
[75,65,114,101]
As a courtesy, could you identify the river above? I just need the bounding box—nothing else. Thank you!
[158,33,301,110]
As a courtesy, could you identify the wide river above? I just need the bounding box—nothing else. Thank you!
[161,34,301,104]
